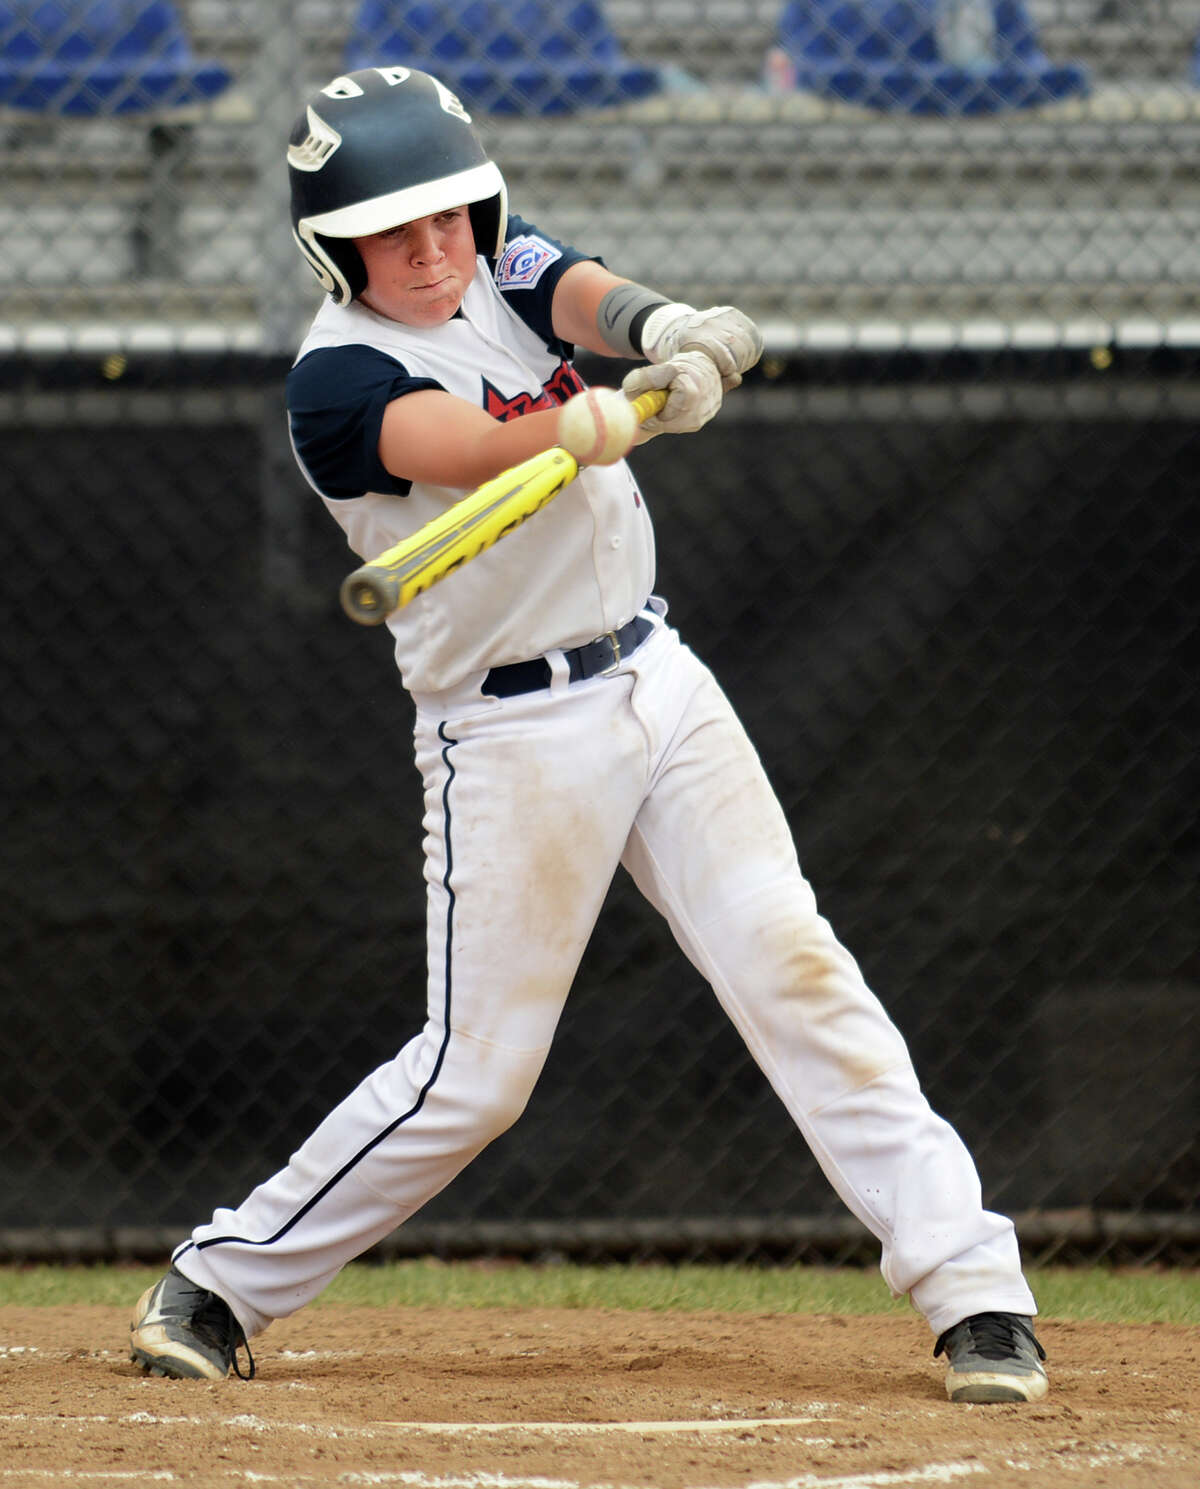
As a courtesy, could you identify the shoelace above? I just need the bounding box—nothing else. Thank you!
[190,1290,257,1380]
[933,1312,1046,1363]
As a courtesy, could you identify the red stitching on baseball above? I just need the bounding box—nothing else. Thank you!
[586,389,606,464]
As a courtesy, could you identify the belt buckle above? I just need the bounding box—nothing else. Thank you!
[598,629,623,676]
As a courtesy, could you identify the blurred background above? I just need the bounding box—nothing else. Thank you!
[1,1,1197,1268]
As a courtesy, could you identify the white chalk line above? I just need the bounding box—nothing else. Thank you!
[375,1416,828,1435]
[336,1471,988,1489]
[0,1473,177,1484]
[0,1470,984,1489]
[0,1407,1183,1489]
[327,1477,597,1489]
[0,1410,367,1441]
[0,1449,1180,1489]
[0,1410,832,1442]
[334,1472,987,1489]
[0,1475,585,1488]
[36,1467,987,1489]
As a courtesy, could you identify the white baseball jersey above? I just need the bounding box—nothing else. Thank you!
[287,215,655,693]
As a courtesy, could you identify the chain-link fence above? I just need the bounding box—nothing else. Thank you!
[1,2,1198,1266]
[6,1,1200,349]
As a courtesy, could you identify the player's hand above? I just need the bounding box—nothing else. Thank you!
[622,351,723,440]
[639,303,764,390]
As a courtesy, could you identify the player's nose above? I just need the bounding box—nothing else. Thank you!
[408,225,444,263]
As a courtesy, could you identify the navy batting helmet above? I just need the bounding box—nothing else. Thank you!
[287,66,507,305]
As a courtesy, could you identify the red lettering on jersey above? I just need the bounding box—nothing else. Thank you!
[543,360,586,406]
[481,360,586,422]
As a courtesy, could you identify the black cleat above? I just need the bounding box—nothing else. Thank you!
[934,1311,1047,1403]
[129,1266,255,1381]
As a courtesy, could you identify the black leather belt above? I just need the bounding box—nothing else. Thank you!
[482,614,655,699]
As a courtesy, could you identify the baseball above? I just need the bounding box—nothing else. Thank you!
[557,387,638,465]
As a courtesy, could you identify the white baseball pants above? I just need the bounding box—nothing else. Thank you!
[175,613,1036,1339]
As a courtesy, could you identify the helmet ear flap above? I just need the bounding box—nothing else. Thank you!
[468,195,505,260]
[291,229,366,306]
[319,236,368,304]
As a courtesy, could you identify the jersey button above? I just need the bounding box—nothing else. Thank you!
[610,535,623,549]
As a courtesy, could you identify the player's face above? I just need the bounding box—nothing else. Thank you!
[356,207,478,326]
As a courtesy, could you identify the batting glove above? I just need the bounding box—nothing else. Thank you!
[622,351,724,440]
[639,303,764,391]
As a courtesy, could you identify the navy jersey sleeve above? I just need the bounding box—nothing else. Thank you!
[286,344,441,501]
[491,213,600,354]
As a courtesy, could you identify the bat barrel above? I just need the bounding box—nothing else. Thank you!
[340,567,400,625]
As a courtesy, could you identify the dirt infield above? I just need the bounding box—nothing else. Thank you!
[0,1304,1196,1487]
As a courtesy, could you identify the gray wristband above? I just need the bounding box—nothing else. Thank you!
[596,283,672,357]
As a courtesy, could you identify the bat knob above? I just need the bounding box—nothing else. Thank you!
[340,570,395,625]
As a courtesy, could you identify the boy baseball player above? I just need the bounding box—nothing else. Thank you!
[129,66,1046,1404]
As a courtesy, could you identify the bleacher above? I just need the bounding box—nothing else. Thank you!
[179,0,1200,87]
[3,1,1200,349]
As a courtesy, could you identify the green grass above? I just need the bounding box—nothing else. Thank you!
[2,1260,1199,1324]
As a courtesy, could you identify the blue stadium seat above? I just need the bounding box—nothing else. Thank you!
[343,0,663,115]
[777,0,1089,115]
[0,1,231,115]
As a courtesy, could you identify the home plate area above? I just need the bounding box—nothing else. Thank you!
[0,1305,1196,1487]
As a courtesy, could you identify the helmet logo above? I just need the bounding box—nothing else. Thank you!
[322,75,365,99]
[288,106,342,172]
[320,68,412,97]
[314,69,470,122]
[429,76,472,124]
